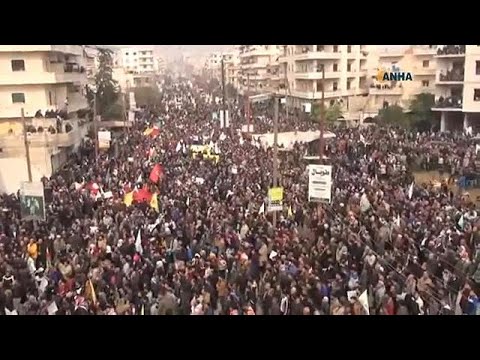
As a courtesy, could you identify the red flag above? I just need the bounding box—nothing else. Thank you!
[149,128,160,138]
[133,186,152,203]
[149,164,164,183]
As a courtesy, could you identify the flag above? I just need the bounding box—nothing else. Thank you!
[140,304,145,315]
[135,229,143,255]
[46,247,52,271]
[143,127,154,136]
[149,127,160,138]
[408,182,414,200]
[395,214,400,227]
[476,144,480,155]
[123,191,134,207]
[360,134,365,143]
[458,214,465,230]
[176,142,182,152]
[259,202,265,214]
[358,290,370,315]
[85,279,98,307]
[186,197,190,207]
[149,164,163,183]
[133,186,152,203]
[136,173,143,184]
[150,193,159,212]
[287,205,293,218]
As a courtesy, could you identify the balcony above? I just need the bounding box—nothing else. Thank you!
[435,45,466,58]
[378,49,405,58]
[369,84,403,96]
[0,45,83,56]
[294,51,341,61]
[413,67,436,76]
[431,96,463,111]
[295,71,340,80]
[437,70,464,84]
[291,89,342,99]
[0,70,85,86]
[413,46,437,56]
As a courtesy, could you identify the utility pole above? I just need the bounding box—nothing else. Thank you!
[272,96,279,228]
[245,72,251,134]
[21,108,32,182]
[93,92,99,160]
[284,60,289,122]
[319,66,326,162]
[221,56,228,133]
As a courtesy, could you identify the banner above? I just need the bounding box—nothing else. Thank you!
[268,187,284,212]
[129,92,136,109]
[20,181,46,221]
[98,131,111,149]
[308,164,332,203]
[241,124,254,133]
[128,110,135,122]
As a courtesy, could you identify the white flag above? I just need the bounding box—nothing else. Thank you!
[259,202,265,214]
[186,197,190,206]
[137,173,143,184]
[358,290,370,315]
[458,214,465,229]
[135,229,143,255]
[476,144,480,155]
[360,134,365,143]
[395,214,400,227]
[176,142,182,152]
[5,308,18,315]
[408,182,414,200]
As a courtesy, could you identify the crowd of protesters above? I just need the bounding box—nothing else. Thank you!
[1,76,480,315]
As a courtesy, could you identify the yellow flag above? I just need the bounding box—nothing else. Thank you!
[85,279,98,306]
[123,191,134,207]
[150,193,159,212]
[143,128,153,136]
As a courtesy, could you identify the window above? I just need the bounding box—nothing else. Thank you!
[125,52,129,55]
[347,45,352,53]
[347,80,351,90]
[474,89,480,101]
[422,80,430,87]
[476,61,480,75]
[318,45,324,51]
[48,91,53,105]
[333,63,338,72]
[333,82,338,91]
[333,45,338,52]
[347,63,352,72]
[11,59,25,71]
[12,93,25,103]
[133,52,137,55]
[422,60,429,68]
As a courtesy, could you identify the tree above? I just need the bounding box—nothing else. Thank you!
[408,92,435,131]
[310,102,342,123]
[378,104,408,127]
[94,48,119,117]
[134,87,161,107]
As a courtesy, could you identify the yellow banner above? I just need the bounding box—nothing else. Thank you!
[268,187,284,202]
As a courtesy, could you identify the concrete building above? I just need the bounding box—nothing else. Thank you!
[278,45,369,111]
[156,57,166,74]
[83,45,100,86]
[431,45,480,132]
[356,45,437,119]
[116,47,155,73]
[239,45,282,95]
[0,45,90,191]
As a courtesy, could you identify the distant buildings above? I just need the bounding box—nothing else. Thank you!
[115,47,156,73]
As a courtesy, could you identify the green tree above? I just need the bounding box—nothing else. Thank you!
[408,92,435,131]
[378,104,408,127]
[134,87,161,107]
[94,49,119,117]
[326,103,343,122]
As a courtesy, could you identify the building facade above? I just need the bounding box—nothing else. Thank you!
[116,47,155,73]
[431,45,480,132]
[0,45,90,191]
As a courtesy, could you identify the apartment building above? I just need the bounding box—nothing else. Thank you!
[431,45,480,132]
[204,51,241,89]
[117,47,155,73]
[83,45,100,86]
[358,45,437,118]
[238,45,282,95]
[156,57,166,74]
[0,45,90,191]
[278,45,369,113]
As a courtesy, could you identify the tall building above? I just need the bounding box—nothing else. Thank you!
[239,45,282,95]
[357,45,437,119]
[432,45,480,132]
[279,45,369,110]
[0,45,90,192]
[116,47,155,73]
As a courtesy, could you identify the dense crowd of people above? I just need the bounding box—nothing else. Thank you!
[1,77,480,315]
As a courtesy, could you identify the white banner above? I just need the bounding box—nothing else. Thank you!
[129,92,136,109]
[128,110,135,122]
[241,124,254,133]
[308,164,332,203]
[98,131,111,149]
